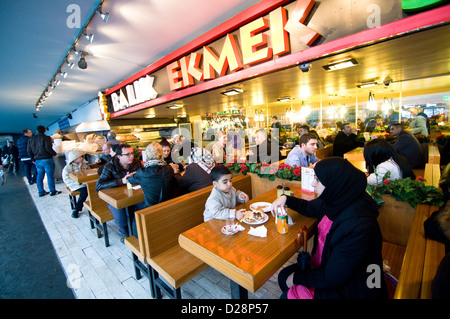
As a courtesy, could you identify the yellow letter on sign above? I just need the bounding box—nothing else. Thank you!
[270,7,290,56]
[240,17,272,65]
[203,34,243,80]
[167,60,183,91]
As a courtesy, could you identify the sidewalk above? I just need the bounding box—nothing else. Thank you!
[0,171,74,299]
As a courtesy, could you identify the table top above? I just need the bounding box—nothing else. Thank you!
[348,160,367,173]
[343,147,364,161]
[69,168,99,183]
[178,184,317,294]
[98,184,144,209]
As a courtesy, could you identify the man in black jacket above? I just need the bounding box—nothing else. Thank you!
[332,123,365,158]
[95,143,144,241]
[390,123,425,168]
[27,126,61,197]
[17,128,36,184]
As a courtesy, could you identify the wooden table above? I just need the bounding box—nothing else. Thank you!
[343,147,364,161]
[179,184,317,299]
[98,184,144,235]
[69,168,99,183]
[280,148,292,157]
[348,160,367,173]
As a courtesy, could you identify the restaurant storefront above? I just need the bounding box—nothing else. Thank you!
[101,0,450,144]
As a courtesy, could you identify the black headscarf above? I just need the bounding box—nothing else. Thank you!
[314,157,368,220]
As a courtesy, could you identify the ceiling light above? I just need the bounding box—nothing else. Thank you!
[357,80,378,88]
[277,96,294,102]
[96,8,109,23]
[322,58,358,71]
[221,88,243,96]
[66,59,74,69]
[167,103,183,109]
[83,30,94,43]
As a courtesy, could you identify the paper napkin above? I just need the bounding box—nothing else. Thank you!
[248,225,267,237]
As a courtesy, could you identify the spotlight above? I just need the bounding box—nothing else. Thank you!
[78,51,88,69]
[96,8,109,23]
[67,113,73,120]
[83,30,94,43]
[299,63,311,73]
[33,113,38,119]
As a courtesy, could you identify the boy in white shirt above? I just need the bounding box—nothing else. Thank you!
[203,165,249,222]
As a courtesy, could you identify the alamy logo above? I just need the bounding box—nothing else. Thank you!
[66,4,81,29]
[66,264,82,289]
[366,264,382,288]
[366,4,381,28]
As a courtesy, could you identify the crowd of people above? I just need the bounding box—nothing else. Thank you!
[5,119,449,299]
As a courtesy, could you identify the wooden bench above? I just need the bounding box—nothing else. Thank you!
[126,174,252,299]
[316,144,333,159]
[382,161,445,299]
[83,180,114,247]
[428,144,440,165]
[66,186,80,211]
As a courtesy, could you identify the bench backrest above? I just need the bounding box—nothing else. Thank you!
[136,174,252,258]
[316,144,333,159]
[85,180,107,211]
[428,144,440,164]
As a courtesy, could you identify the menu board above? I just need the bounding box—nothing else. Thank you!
[301,167,315,193]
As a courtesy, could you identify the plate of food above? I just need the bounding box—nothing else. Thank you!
[242,210,269,225]
[249,202,272,213]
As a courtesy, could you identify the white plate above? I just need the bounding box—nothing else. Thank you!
[250,202,272,213]
[242,213,269,226]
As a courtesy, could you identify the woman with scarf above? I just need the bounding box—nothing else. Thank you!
[174,147,214,194]
[271,157,387,299]
[127,142,176,208]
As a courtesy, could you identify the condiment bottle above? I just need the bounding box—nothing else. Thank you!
[277,185,284,197]
[276,207,289,235]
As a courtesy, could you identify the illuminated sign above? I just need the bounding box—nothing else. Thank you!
[110,75,158,112]
[402,0,447,11]
[98,91,110,120]
[166,0,320,91]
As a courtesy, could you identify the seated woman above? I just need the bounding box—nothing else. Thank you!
[62,149,90,218]
[160,137,184,172]
[174,147,214,193]
[127,142,176,208]
[271,157,388,299]
[210,130,227,161]
[363,138,415,185]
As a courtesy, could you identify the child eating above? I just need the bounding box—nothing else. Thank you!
[203,165,249,222]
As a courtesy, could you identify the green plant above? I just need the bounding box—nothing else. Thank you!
[221,159,302,181]
[366,171,444,208]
